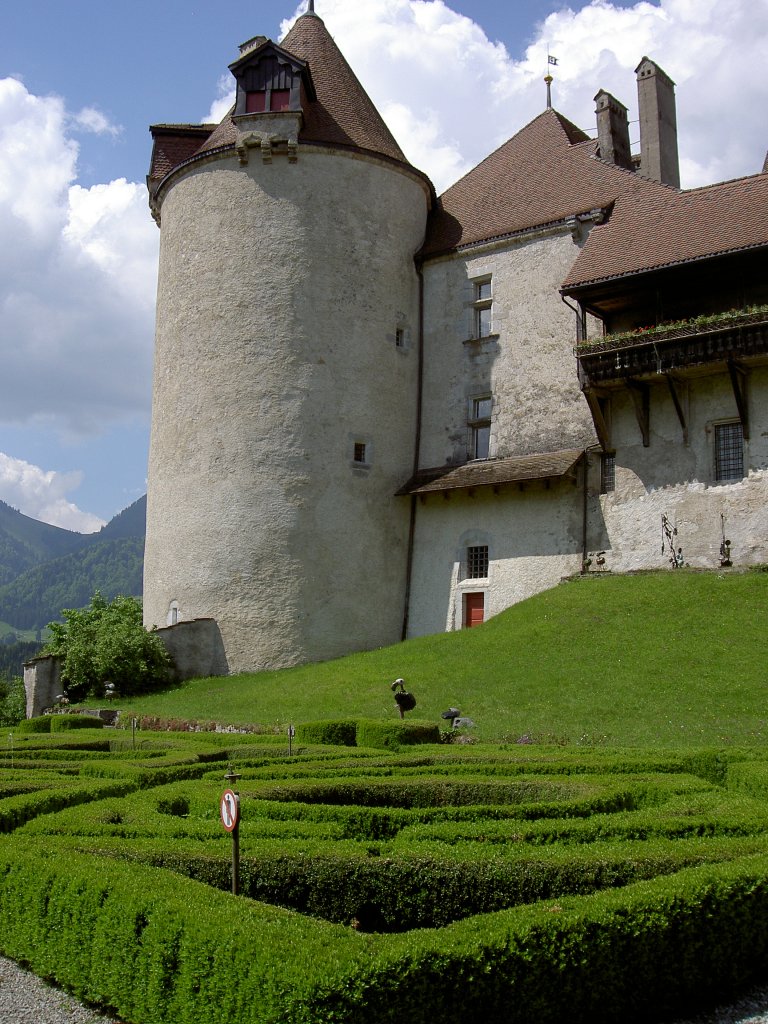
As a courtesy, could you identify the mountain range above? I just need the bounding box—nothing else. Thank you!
[0,496,146,635]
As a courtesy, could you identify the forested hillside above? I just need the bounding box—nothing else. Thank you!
[0,500,86,585]
[0,496,146,633]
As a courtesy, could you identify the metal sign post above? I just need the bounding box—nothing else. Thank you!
[220,766,242,895]
[287,723,295,756]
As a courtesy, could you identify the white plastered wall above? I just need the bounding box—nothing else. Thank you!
[144,147,428,673]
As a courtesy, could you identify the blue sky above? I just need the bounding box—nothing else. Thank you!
[1,0,766,531]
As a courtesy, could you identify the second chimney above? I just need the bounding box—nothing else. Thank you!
[635,57,680,188]
[594,90,633,170]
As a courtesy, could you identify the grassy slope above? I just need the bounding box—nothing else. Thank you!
[111,570,768,747]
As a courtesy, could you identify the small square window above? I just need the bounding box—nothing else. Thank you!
[353,442,367,464]
[714,422,743,481]
[465,545,489,579]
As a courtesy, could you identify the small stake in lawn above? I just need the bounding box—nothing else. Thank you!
[287,723,295,756]
[221,765,242,895]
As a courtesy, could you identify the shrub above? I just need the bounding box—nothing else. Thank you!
[16,716,52,734]
[296,720,357,746]
[356,720,441,750]
[50,715,105,732]
[156,795,190,817]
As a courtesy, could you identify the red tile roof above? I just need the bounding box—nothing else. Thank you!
[562,172,768,290]
[191,12,412,171]
[147,125,217,191]
[420,103,768,284]
[422,108,678,257]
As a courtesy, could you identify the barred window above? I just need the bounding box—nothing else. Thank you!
[714,422,743,482]
[601,453,616,494]
[466,545,489,579]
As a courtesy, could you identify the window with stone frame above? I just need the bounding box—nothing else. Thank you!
[468,395,492,459]
[472,277,492,339]
[465,544,489,579]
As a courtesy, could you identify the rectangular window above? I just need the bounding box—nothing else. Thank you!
[469,396,492,459]
[270,89,291,111]
[466,545,489,579]
[472,277,492,339]
[245,89,291,113]
[714,422,744,481]
[245,90,267,113]
[395,327,405,348]
[353,442,367,464]
[601,453,616,494]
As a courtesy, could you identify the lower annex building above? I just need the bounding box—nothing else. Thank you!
[143,6,768,675]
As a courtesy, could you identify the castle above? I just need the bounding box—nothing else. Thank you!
[143,5,768,676]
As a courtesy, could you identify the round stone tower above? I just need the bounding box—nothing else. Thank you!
[143,10,431,673]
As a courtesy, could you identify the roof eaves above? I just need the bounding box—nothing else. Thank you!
[397,449,584,496]
[561,241,768,295]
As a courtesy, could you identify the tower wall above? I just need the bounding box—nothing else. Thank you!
[144,148,427,673]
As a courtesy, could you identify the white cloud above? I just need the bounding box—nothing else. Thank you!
[279,0,768,192]
[203,74,236,124]
[71,106,121,137]
[0,452,105,533]
[0,78,159,439]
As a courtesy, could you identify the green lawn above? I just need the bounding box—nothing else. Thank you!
[107,569,768,747]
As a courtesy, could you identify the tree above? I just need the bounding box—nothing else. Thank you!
[42,592,172,702]
[0,676,26,726]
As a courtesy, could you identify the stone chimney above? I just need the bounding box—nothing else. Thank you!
[594,90,633,170]
[635,57,680,187]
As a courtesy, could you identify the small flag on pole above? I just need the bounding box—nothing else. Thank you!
[548,55,559,65]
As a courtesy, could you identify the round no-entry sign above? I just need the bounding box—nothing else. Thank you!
[220,788,240,832]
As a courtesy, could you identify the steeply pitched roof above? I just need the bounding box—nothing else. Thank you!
[421,107,672,258]
[562,172,768,290]
[147,125,217,192]
[192,12,410,168]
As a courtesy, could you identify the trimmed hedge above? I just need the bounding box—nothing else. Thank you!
[356,719,440,749]
[296,720,357,746]
[15,716,52,734]
[50,714,105,732]
[3,843,768,1022]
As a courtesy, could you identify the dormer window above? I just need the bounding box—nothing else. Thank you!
[230,42,314,119]
[246,88,291,114]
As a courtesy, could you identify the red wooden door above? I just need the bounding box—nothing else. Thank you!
[463,592,485,628]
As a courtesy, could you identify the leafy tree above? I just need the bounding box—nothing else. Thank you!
[42,592,173,702]
[0,676,26,726]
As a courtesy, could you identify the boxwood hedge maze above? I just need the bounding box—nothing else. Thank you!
[3,721,768,1023]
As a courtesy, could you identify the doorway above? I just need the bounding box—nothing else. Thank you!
[463,592,485,628]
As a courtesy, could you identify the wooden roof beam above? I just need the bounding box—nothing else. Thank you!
[727,358,750,440]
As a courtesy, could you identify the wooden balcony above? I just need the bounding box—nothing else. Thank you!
[577,309,768,387]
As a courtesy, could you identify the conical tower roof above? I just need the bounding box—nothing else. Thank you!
[193,11,410,168]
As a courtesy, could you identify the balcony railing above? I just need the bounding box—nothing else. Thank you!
[577,308,768,386]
